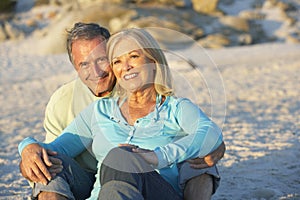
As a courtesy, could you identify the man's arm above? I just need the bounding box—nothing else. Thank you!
[188,141,226,169]
[19,88,68,184]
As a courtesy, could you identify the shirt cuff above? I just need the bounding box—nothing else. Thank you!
[154,147,169,169]
[18,137,38,155]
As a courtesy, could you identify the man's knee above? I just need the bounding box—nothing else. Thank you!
[184,174,213,200]
[38,191,68,200]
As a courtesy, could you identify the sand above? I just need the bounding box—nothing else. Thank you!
[0,2,300,198]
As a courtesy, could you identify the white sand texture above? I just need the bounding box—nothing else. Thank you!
[1,4,300,200]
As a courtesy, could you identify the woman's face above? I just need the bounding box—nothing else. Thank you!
[111,38,156,93]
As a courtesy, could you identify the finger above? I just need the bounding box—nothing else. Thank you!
[46,149,58,156]
[49,157,62,165]
[189,163,209,169]
[132,148,146,153]
[50,173,57,178]
[48,165,63,175]
[24,165,41,183]
[118,144,139,148]
[118,143,131,147]
[41,148,53,167]
[204,155,215,167]
[186,159,200,164]
[30,163,49,185]
[48,165,63,173]
[35,153,52,182]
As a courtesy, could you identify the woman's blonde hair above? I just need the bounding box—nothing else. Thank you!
[107,28,173,97]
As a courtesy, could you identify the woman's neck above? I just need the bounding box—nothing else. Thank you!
[126,87,157,108]
[120,86,157,125]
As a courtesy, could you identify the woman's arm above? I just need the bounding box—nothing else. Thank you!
[154,98,223,169]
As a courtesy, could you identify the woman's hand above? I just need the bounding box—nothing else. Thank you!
[132,147,158,166]
[118,144,158,166]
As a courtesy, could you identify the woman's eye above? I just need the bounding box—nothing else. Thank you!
[130,54,139,59]
[113,60,120,65]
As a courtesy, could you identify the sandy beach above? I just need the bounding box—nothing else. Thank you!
[0,36,299,199]
[1,0,300,199]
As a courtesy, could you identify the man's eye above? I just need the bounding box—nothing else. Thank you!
[96,57,108,64]
[80,62,89,69]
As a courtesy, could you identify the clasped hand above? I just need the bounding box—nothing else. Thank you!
[20,143,63,185]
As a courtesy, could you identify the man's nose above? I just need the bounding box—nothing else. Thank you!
[90,61,106,76]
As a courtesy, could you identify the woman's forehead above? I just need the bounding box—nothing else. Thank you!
[112,38,141,58]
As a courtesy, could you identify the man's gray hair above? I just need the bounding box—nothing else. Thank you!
[66,22,110,64]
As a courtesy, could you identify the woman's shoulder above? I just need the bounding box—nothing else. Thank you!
[166,96,195,107]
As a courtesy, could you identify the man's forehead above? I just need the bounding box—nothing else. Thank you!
[89,43,106,56]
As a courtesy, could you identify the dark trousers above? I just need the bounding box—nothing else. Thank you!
[99,147,182,200]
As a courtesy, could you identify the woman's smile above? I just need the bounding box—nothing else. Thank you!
[124,72,139,80]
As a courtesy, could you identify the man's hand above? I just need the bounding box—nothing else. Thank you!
[188,142,226,169]
[19,143,62,185]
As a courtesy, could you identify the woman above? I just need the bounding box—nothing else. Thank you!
[19,28,223,199]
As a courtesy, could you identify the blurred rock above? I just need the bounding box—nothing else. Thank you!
[239,10,266,20]
[220,16,249,32]
[198,33,230,49]
[191,0,219,14]
[0,25,7,41]
[0,0,298,51]
[0,0,17,13]
[3,21,24,40]
[286,32,300,44]
[238,33,252,45]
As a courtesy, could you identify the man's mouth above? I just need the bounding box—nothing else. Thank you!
[124,73,138,80]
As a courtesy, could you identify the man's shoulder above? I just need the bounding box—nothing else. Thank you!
[48,80,77,106]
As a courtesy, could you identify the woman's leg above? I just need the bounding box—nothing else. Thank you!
[99,147,181,200]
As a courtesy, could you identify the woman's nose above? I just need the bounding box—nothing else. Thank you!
[122,60,132,71]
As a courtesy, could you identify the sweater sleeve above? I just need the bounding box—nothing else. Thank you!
[154,98,223,169]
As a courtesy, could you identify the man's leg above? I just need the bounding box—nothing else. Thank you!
[38,192,68,200]
[184,174,213,200]
[32,154,95,200]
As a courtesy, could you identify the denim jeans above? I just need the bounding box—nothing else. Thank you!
[98,147,182,200]
[32,154,95,199]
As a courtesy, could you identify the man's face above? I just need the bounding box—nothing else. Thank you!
[72,38,115,97]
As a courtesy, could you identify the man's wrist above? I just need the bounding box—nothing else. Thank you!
[18,137,38,155]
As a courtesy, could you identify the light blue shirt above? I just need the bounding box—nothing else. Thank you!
[19,95,223,199]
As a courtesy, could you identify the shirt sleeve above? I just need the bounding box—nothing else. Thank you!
[19,102,96,157]
[154,98,223,169]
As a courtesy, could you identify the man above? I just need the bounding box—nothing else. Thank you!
[19,22,225,200]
